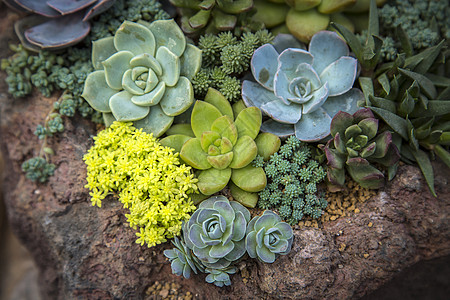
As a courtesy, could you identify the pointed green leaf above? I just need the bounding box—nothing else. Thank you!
[396,25,413,57]
[330,22,363,61]
[369,107,408,140]
[367,0,379,37]
[434,145,450,168]
[191,101,223,138]
[407,146,436,197]
[180,138,211,170]
[368,95,397,113]
[204,88,234,120]
[405,40,445,74]
[377,73,390,96]
[398,68,437,99]
[410,101,450,118]
[358,77,374,106]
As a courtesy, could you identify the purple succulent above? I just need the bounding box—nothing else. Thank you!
[321,108,400,190]
[4,0,116,51]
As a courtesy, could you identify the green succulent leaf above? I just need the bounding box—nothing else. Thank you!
[109,91,149,121]
[407,146,436,197]
[211,116,238,146]
[131,82,165,107]
[102,51,133,90]
[346,157,384,189]
[231,165,267,192]
[330,111,354,138]
[180,44,202,80]
[180,138,211,170]
[368,95,396,113]
[359,77,374,105]
[82,70,116,113]
[254,133,281,161]
[159,134,192,153]
[229,182,258,208]
[92,36,116,70]
[147,19,186,57]
[358,118,378,140]
[330,22,363,62]
[369,107,408,140]
[405,40,445,74]
[191,101,223,138]
[410,101,450,118]
[201,131,221,152]
[133,105,174,137]
[234,107,262,140]
[130,53,162,76]
[156,46,180,87]
[159,77,193,116]
[377,73,390,96]
[396,25,413,57]
[197,168,232,195]
[189,10,211,29]
[434,145,450,168]
[207,152,234,169]
[205,88,234,120]
[229,136,258,169]
[398,68,437,99]
[114,21,156,56]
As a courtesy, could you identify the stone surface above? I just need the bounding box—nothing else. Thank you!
[1,5,450,300]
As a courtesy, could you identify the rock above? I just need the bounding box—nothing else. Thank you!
[1,6,450,300]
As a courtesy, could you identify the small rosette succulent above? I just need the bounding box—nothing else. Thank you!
[321,108,400,189]
[161,88,280,201]
[163,236,205,279]
[245,210,293,263]
[205,266,237,287]
[183,196,251,269]
[82,19,202,137]
[242,31,363,142]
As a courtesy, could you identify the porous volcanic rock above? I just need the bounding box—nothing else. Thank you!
[1,6,449,300]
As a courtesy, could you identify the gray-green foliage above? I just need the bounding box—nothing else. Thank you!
[21,157,56,183]
[369,0,450,61]
[191,30,274,102]
[256,136,328,225]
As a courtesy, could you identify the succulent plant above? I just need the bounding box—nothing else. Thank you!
[242,31,363,142]
[183,195,251,269]
[163,236,205,279]
[320,108,400,190]
[205,266,237,287]
[4,0,116,51]
[245,210,293,263]
[170,0,263,36]
[161,88,280,203]
[82,19,202,137]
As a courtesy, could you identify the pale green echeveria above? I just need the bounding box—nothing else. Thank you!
[205,266,237,287]
[183,196,251,269]
[242,31,363,142]
[245,210,293,263]
[82,19,202,137]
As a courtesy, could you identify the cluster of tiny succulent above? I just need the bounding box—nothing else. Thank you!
[191,30,274,102]
[379,0,449,50]
[164,196,293,287]
[256,136,328,225]
[83,122,198,247]
[21,157,56,183]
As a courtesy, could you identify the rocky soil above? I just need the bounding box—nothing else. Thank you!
[1,5,449,300]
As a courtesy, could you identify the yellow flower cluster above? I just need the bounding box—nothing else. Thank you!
[83,122,198,247]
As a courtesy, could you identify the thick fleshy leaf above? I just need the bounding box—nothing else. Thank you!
[234,107,262,140]
[371,131,392,158]
[369,107,408,140]
[165,123,194,137]
[254,213,278,233]
[230,200,251,222]
[330,111,353,138]
[302,82,329,114]
[109,91,149,121]
[256,245,276,263]
[273,71,293,105]
[278,48,313,76]
[212,10,237,30]
[122,69,145,95]
[114,21,155,56]
[242,80,280,110]
[408,146,436,197]
[15,0,60,16]
[210,243,234,258]
[246,231,258,258]
[83,0,116,20]
[321,88,362,118]
[229,183,258,208]
[197,168,232,195]
[261,100,302,124]
[180,138,211,170]
[272,33,306,54]
[130,53,162,76]
[205,88,234,120]
[133,104,174,137]
[213,200,235,225]
[82,70,116,112]
[92,36,116,70]
[201,131,221,152]
[309,30,349,74]
[180,44,202,80]
[171,258,184,276]
[229,136,257,169]
[155,47,180,87]
[102,113,116,127]
[346,157,384,189]
[218,0,253,14]
[224,239,246,261]
[211,116,238,145]
[255,133,281,161]
[274,222,293,240]
[358,118,378,140]
[47,0,96,14]
[260,120,295,137]
[191,101,223,138]
[102,51,133,90]
[207,152,234,169]
[193,246,219,263]
[131,82,165,107]
[188,9,211,29]
[319,57,357,96]
[159,77,193,116]
[324,144,345,169]
[231,165,267,192]
[159,134,191,153]
[189,224,205,248]
[147,19,186,57]
[25,13,90,50]
[294,107,332,142]
[251,44,279,91]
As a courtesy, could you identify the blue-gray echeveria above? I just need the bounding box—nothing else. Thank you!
[245,210,293,263]
[183,195,251,269]
[163,236,205,279]
[82,19,202,137]
[242,31,363,142]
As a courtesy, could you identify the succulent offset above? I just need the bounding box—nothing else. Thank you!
[82,19,202,137]
[183,196,251,269]
[245,210,293,263]
[321,108,400,189]
[4,0,116,51]
[161,88,280,202]
[242,31,363,142]
[163,236,205,279]
[170,0,262,36]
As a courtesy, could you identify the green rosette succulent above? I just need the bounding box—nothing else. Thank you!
[171,0,263,36]
[183,196,251,269]
[205,266,237,287]
[82,19,202,137]
[163,236,205,279]
[321,108,400,190]
[245,210,293,263]
[161,88,280,203]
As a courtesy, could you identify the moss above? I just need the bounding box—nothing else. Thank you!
[84,122,198,247]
